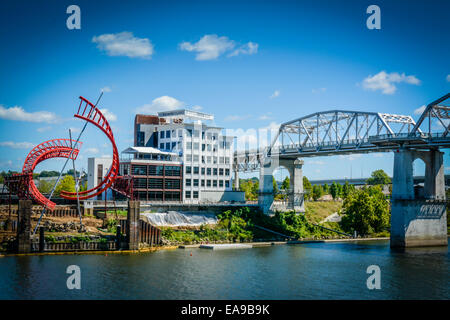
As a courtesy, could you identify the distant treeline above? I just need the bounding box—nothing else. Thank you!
[237,169,392,201]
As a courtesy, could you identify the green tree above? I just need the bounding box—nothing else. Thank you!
[37,180,53,194]
[340,186,390,235]
[312,184,323,201]
[39,170,60,177]
[337,183,343,198]
[303,176,312,200]
[54,175,76,196]
[366,169,391,186]
[323,183,329,194]
[342,181,351,199]
[272,176,279,195]
[330,182,338,200]
[281,176,290,191]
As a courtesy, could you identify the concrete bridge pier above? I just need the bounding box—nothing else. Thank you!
[391,149,447,248]
[258,159,274,214]
[258,158,305,214]
[17,200,32,253]
[127,200,140,250]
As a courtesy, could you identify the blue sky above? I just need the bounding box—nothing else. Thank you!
[0,0,449,180]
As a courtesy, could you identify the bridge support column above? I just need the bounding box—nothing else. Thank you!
[127,200,140,250]
[391,149,447,248]
[234,169,239,191]
[280,159,305,212]
[258,159,274,214]
[17,200,32,253]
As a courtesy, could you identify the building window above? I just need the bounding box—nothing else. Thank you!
[166,130,171,138]
[165,191,180,201]
[225,157,230,164]
[193,130,200,138]
[207,180,211,187]
[186,179,191,187]
[207,144,212,151]
[213,168,218,175]
[213,157,217,164]
[207,168,211,175]
[185,191,191,198]
[137,132,145,146]
[157,166,164,176]
[219,180,224,187]
[225,169,230,176]
[132,165,147,176]
[148,178,163,189]
[160,131,165,139]
[202,144,206,151]
[193,179,199,187]
[201,180,205,187]
[165,179,180,189]
[213,180,217,187]
[225,180,230,188]
[165,166,181,176]
[193,155,199,162]
[186,129,192,137]
[186,166,192,174]
[219,157,224,164]
[193,167,199,174]
[148,191,163,201]
[160,143,164,149]
[207,156,211,164]
[193,191,199,199]
[134,178,147,188]
[193,142,199,150]
[165,142,170,150]
[171,142,176,149]
[219,168,224,176]
[186,142,192,149]
[201,168,205,175]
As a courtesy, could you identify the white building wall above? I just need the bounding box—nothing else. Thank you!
[87,157,113,191]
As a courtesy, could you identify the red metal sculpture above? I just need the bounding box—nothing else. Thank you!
[4,95,120,209]
[4,139,82,210]
[60,96,119,200]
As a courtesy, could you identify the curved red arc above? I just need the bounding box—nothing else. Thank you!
[60,96,119,200]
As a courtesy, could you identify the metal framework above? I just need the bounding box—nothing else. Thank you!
[4,139,82,210]
[60,96,120,200]
[235,93,450,172]
[111,175,134,199]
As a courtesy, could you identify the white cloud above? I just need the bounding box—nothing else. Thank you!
[0,105,57,123]
[37,126,52,133]
[99,109,117,122]
[101,86,112,93]
[312,88,326,94]
[0,141,35,149]
[228,42,259,57]
[258,114,272,121]
[85,147,99,154]
[179,34,258,61]
[224,115,251,122]
[92,32,154,59]
[179,34,234,60]
[339,154,362,161]
[362,71,421,94]
[136,96,184,114]
[192,105,203,111]
[270,90,280,99]
[309,160,325,165]
[414,105,426,115]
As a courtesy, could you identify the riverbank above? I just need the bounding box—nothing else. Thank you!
[0,236,392,258]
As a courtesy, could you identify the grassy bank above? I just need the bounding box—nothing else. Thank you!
[161,202,354,245]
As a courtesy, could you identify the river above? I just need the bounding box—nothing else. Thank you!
[0,240,448,299]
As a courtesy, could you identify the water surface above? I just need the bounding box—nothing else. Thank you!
[0,240,448,299]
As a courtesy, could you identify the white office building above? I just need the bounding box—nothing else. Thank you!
[134,109,242,203]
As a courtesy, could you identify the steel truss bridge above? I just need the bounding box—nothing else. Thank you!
[234,93,450,172]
